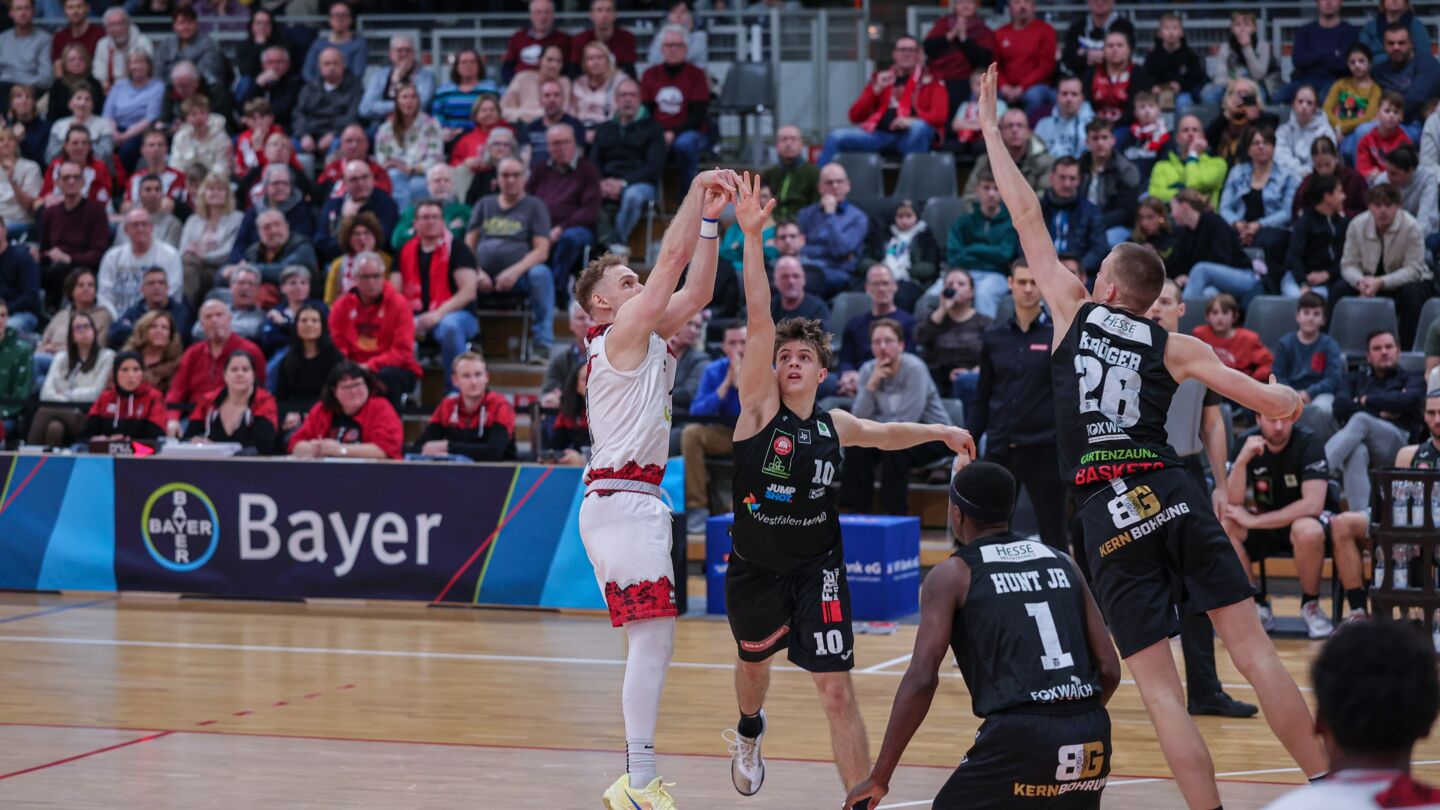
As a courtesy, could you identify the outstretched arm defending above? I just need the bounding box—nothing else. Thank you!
[1168,334,1303,421]
[977,64,1088,332]
[830,408,975,458]
[733,172,782,439]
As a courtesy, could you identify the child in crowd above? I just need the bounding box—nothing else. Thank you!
[1271,291,1343,437]
[169,95,233,180]
[951,70,1005,155]
[1143,14,1206,110]
[880,199,938,309]
[1356,91,1411,181]
[1191,293,1274,382]
[1124,92,1170,170]
[1323,43,1380,139]
[234,98,284,181]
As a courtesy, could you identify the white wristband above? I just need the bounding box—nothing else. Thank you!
[700,218,719,239]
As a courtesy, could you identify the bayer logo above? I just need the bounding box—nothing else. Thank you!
[141,483,220,572]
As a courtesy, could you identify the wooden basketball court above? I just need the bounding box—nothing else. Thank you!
[0,590,1434,808]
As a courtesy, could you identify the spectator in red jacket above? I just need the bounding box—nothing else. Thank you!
[81,351,169,441]
[922,0,996,83]
[640,24,712,186]
[503,0,571,84]
[328,250,420,411]
[817,36,948,166]
[1192,293,1274,382]
[166,299,267,411]
[412,351,516,462]
[289,361,403,460]
[995,0,1059,116]
[528,124,601,281]
[570,0,636,79]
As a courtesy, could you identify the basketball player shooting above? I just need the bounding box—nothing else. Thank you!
[719,172,974,806]
[573,167,739,810]
[974,63,1328,809]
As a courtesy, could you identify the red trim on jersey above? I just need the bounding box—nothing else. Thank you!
[1377,774,1440,807]
[603,577,677,627]
[738,624,789,653]
[586,460,666,486]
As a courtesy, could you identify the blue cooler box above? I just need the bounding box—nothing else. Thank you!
[704,513,921,621]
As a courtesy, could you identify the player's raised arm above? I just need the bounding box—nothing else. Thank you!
[733,172,781,426]
[1166,334,1304,421]
[610,171,736,355]
[977,64,1087,327]
[830,408,975,459]
[657,168,739,338]
[845,559,969,808]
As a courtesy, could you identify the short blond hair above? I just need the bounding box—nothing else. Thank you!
[575,253,627,316]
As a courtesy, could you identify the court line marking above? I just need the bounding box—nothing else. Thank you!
[858,653,912,673]
[0,722,1316,787]
[0,633,1304,693]
[0,598,116,626]
[0,731,172,781]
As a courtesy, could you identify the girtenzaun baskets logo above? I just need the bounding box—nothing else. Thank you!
[141,483,219,572]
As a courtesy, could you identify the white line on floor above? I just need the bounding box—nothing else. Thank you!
[0,634,1306,692]
[858,654,912,673]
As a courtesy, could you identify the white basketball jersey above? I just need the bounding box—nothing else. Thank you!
[583,326,676,483]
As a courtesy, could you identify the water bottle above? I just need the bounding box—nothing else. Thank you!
[1430,481,1440,528]
[1375,548,1386,588]
[1410,482,1426,528]
[1394,544,1412,590]
[1394,480,1412,527]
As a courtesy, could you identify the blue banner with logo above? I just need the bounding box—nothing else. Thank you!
[0,454,608,610]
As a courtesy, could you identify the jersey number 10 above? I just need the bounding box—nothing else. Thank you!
[1074,356,1141,429]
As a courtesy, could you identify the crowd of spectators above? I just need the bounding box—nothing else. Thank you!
[0,0,749,462]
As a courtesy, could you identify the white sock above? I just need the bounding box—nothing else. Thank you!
[622,616,675,786]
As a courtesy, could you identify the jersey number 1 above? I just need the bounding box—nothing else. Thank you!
[1025,602,1075,671]
[1074,356,1141,428]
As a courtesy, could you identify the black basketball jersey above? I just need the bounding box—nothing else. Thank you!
[730,404,843,574]
[951,533,1103,717]
[1052,302,1181,498]
[1413,440,1440,469]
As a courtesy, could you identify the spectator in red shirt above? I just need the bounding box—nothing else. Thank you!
[289,361,402,460]
[817,35,948,167]
[412,351,516,462]
[328,250,420,411]
[167,299,267,409]
[528,124,601,281]
[570,0,637,79]
[503,0,571,84]
[1086,31,1148,128]
[922,0,996,83]
[1192,293,1274,382]
[81,350,169,441]
[640,25,712,186]
[316,124,393,200]
[40,126,112,206]
[994,0,1059,116]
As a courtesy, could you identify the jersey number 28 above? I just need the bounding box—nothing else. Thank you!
[1074,356,1141,428]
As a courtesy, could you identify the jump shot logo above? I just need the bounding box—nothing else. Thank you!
[141,483,219,572]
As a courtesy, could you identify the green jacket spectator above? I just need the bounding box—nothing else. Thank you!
[392,199,472,249]
[761,126,819,221]
[1147,115,1228,204]
[947,203,1018,276]
[0,321,33,420]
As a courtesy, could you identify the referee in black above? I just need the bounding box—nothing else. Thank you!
[968,258,1069,551]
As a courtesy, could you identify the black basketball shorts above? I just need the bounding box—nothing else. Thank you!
[1079,467,1256,658]
[724,552,854,673]
[1244,511,1335,561]
[934,705,1111,809]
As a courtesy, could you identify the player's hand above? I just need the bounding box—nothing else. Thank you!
[1211,487,1228,518]
[734,171,775,235]
[978,64,1000,135]
[696,168,739,195]
[940,425,976,461]
[1224,503,1256,529]
[845,777,888,807]
[1239,434,1266,460]
[1267,374,1304,422]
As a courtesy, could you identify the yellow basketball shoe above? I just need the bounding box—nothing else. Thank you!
[601,774,678,810]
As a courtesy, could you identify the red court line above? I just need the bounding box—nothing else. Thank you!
[430,466,554,603]
[0,730,172,781]
[0,456,48,517]
[0,722,1306,786]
